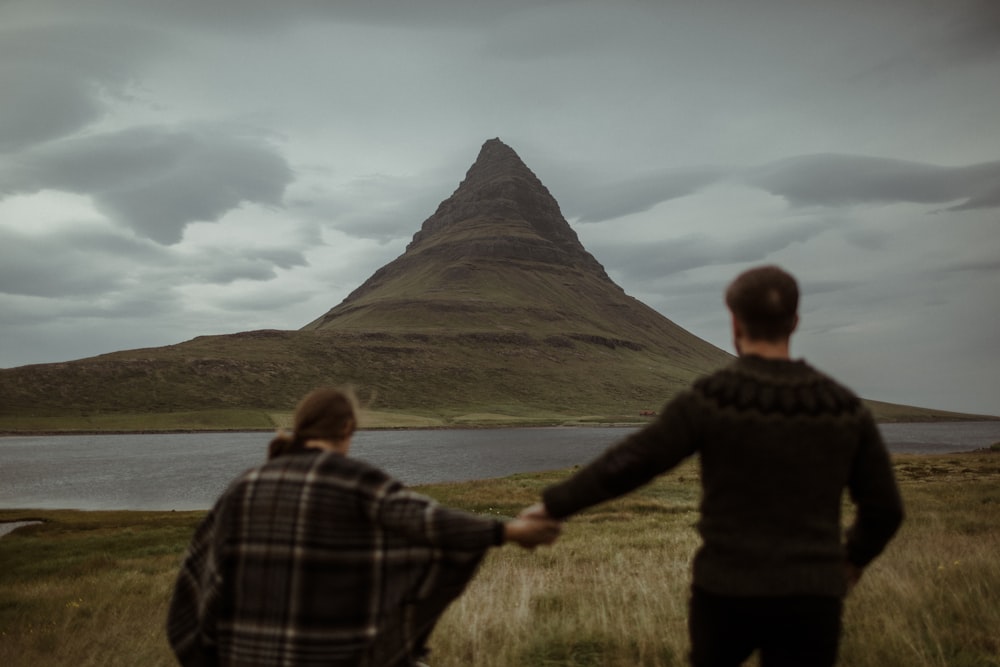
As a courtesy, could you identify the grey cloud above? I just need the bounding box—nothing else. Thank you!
[745,155,1000,211]
[797,279,862,299]
[252,248,308,271]
[0,21,164,151]
[593,220,829,282]
[853,0,1000,85]
[10,0,549,33]
[185,247,307,285]
[193,261,277,285]
[0,291,181,329]
[0,250,120,298]
[479,2,644,61]
[337,191,453,243]
[563,167,730,224]
[0,69,105,154]
[295,197,422,243]
[841,221,894,252]
[61,291,182,321]
[333,212,425,244]
[0,20,157,76]
[213,288,320,314]
[932,0,1000,65]
[2,125,294,244]
[295,173,456,243]
[0,226,164,298]
[946,178,1000,211]
[937,257,1000,276]
[0,219,305,306]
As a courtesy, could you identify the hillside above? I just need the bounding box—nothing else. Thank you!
[0,140,990,431]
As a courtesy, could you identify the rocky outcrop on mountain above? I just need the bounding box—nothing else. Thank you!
[407,138,607,273]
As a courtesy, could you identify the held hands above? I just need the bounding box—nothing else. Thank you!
[503,503,562,549]
[518,503,552,521]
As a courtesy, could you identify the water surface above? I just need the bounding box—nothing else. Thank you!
[1,422,997,511]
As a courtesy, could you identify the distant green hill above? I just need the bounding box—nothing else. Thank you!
[0,140,991,432]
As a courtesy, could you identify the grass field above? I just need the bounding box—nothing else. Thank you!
[1,452,998,666]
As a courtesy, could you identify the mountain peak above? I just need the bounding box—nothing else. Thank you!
[461,137,535,188]
[405,139,598,271]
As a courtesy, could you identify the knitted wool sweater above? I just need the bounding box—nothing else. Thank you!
[543,355,904,598]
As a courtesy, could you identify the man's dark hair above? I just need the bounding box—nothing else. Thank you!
[725,265,799,341]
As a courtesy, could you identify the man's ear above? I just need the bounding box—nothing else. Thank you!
[731,314,744,339]
[730,313,744,354]
[790,314,799,334]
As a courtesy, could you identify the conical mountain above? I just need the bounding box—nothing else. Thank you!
[0,140,744,426]
[304,138,726,369]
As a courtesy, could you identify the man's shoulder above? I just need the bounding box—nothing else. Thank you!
[689,356,865,418]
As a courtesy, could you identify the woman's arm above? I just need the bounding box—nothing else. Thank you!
[375,487,559,550]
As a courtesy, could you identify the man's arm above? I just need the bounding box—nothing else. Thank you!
[540,394,700,519]
[845,414,905,571]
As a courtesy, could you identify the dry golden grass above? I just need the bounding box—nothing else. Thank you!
[837,454,1000,667]
[425,454,1000,667]
[0,453,997,666]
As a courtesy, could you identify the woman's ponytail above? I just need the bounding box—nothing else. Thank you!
[268,386,359,459]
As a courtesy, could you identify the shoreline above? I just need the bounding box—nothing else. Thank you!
[0,422,651,437]
[3,414,1000,438]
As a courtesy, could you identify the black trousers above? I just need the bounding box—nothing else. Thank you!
[688,586,843,667]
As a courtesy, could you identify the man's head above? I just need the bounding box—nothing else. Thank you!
[725,265,799,350]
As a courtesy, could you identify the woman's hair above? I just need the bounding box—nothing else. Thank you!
[725,265,799,342]
[268,386,359,459]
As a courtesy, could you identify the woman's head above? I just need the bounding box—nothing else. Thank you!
[268,386,359,459]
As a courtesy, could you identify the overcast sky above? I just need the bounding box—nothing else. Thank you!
[1,0,998,416]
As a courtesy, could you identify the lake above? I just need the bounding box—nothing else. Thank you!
[0,422,997,511]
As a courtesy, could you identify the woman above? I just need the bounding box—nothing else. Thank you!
[167,387,559,666]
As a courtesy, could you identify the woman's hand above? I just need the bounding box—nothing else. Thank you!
[503,513,562,549]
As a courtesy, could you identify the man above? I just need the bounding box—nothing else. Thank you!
[525,265,904,666]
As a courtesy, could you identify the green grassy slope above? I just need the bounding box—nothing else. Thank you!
[0,325,989,432]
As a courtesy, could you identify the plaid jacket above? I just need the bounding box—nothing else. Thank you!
[167,450,503,666]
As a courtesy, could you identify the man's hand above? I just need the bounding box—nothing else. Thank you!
[504,512,561,549]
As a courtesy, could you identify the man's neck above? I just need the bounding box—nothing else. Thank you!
[737,338,791,360]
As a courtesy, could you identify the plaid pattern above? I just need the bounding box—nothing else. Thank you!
[167,450,502,666]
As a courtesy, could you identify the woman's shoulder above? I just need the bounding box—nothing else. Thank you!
[216,452,403,511]
[303,450,403,490]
